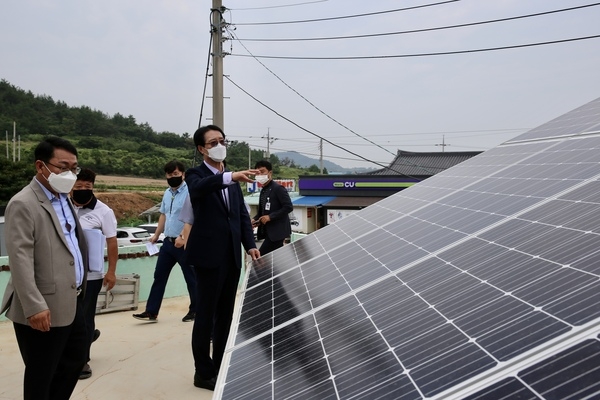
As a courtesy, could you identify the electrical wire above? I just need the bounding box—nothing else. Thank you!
[197,25,213,128]
[225,75,429,179]
[253,143,392,166]
[230,0,329,12]
[193,9,219,167]
[230,34,600,60]
[226,28,452,175]
[231,0,458,25]
[227,28,503,175]
[236,3,600,41]
[228,28,397,158]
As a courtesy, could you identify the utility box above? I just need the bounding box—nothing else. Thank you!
[96,273,140,314]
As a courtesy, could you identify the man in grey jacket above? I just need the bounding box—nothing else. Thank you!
[1,137,89,400]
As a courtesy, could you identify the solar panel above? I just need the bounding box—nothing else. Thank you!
[217,96,600,399]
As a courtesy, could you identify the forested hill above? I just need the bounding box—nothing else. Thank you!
[0,79,193,149]
[0,79,326,206]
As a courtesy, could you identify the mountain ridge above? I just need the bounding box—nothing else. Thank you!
[274,151,376,174]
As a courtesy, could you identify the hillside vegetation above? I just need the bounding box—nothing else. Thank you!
[0,79,326,206]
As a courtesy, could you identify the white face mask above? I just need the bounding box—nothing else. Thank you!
[207,143,227,163]
[44,164,77,193]
[255,174,270,185]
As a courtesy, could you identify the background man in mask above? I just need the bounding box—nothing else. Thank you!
[71,167,118,379]
[133,160,197,323]
[251,160,293,256]
[1,136,89,400]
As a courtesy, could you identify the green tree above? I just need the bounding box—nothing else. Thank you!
[0,158,34,206]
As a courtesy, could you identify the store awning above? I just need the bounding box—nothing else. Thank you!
[324,196,385,208]
[292,196,336,207]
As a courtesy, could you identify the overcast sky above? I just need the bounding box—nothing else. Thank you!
[2,0,599,169]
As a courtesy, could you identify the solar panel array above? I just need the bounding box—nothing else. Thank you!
[217,96,600,399]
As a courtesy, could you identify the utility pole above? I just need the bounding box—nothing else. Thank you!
[211,0,225,129]
[261,128,278,158]
[13,121,16,162]
[435,135,449,153]
[319,139,323,174]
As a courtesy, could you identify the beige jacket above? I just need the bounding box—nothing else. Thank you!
[1,179,88,327]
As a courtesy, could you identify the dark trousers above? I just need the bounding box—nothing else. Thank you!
[82,278,103,363]
[192,250,240,379]
[146,239,197,315]
[13,296,87,400]
[258,236,285,256]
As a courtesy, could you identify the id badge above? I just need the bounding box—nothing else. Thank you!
[265,202,271,211]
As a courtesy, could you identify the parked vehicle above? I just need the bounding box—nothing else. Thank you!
[116,227,151,247]
[137,223,165,243]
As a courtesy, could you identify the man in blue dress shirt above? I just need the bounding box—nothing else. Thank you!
[133,160,197,322]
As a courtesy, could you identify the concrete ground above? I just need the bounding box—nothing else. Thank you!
[0,296,214,400]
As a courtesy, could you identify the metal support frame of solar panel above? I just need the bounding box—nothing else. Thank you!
[216,97,600,400]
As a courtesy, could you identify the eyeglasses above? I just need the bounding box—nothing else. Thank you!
[204,139,228,148]
[46,161,81,175]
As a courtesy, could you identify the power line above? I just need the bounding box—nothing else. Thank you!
[230,34,600,60]
[229,0,329,12]
[238,128,526,140]
[230,0,458,25]
[224,76,430,178]
[228,28,397,158]
[256,143,393,166]
[236,3,600,41]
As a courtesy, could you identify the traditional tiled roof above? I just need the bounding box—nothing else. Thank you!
[366,149,482,176]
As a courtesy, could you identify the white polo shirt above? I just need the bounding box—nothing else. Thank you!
[76,196,117,281]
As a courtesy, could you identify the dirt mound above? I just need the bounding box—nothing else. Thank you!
[95,192,161,223]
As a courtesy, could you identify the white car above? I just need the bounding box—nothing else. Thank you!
[116,227,151,247]
[137,223,165,243]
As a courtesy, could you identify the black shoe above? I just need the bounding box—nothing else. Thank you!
[182,311,195,322]
[132,311,158,322]
[92,329,101,342]
[79,363,92,380]
[194,374,216,391]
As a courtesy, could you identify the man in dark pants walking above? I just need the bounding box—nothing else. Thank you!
[185,125,260,391]
[133,160,197,323]
[251,160,293,256]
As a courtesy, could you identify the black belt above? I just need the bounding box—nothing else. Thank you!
[165,237,177,242]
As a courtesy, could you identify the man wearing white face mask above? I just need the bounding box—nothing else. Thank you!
[251,160,293,256]
[1,136,89,400]
[184,124,260,391]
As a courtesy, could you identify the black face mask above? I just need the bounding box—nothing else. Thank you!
[167,176,183,188]
[72,189,94,205]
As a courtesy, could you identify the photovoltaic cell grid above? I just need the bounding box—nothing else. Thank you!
[506,96,600,142]
[218,97,600,399]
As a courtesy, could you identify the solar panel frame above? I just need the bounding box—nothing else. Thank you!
[216,97,600,399]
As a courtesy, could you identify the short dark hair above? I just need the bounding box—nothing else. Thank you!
[77,168,96,184]
[193,125,225,147]
[164,160,185,174]
[34,136,78,163]
[254,160,272,171]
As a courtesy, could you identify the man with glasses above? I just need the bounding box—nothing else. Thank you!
[185,125,260,391]
[1,136,89,400]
